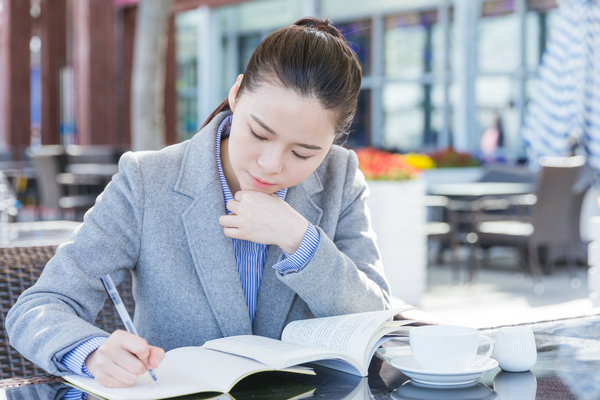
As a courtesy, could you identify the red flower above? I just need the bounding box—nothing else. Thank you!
[355,147,420,180]
[427,146,479,168]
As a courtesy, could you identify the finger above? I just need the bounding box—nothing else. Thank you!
[226,199,240,213]
[222,227,243,239]
[147,346,165,369]
[234,191,245,201]
[119,333,152,361]
[219,215,238,228]
[96,359,141,388]
[112,348,148,376]
[112,331,154,372]
[89,347,141,388]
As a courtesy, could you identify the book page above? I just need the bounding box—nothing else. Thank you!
[204,335,358,372]
[281,309,405,369]
[64,347,312,400]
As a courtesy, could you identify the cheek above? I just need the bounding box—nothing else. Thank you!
[286,159,323,184]
[228,134,253,165]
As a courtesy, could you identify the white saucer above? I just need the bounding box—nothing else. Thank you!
[390,355,499,387]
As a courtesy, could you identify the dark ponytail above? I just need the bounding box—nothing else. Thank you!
[203,17,362,143]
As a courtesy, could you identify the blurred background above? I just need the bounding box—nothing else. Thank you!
[1,0,600,324]
[0,0,561,161]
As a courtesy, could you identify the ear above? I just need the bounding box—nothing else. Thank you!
[228,74,244,112]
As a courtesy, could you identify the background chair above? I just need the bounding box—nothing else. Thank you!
[25,146,99,220]
[472,155,586,293]
[65,145,125,165]
[425,195,460,279]
[0,245,135,378]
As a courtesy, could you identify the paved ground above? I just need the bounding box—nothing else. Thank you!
[412,247,599,328]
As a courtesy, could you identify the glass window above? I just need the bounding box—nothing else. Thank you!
[383,83,424,151]
[478,12,520,73]
[384,14,427,79]
[229,0,301,33]
[347,89,371,148]
[238,34,262,74]
[431,82,453,148]
[525,11,541,70]
[177,95,198,142]
[431,15,454,75]
[176,11,201,141]
[337,20,372,77]
[475,77,520,149]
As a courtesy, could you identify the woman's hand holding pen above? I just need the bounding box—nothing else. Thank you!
[85,330,165,388]
[219,190,308,254]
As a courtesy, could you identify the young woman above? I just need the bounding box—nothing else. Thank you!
[7,17,391,388]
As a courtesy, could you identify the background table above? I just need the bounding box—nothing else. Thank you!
[428,182,535,198]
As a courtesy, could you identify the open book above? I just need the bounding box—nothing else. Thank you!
[64,307,413,400]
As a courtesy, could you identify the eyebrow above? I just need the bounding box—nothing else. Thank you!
[250,114,323,151]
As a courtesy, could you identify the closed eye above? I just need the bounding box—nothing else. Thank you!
[292,151,312,160]
[250,129,267,141]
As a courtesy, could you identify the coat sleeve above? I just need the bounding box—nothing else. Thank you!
[277,149,392,316]
[5,152,145,375]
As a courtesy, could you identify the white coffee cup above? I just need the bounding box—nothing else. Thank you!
[494,326,537,372]
[409,325,494,372]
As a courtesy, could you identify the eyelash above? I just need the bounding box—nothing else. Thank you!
[250,129,312,160]
[293,152,311,160]
[250,129,267,141]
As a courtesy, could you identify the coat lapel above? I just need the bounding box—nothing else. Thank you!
[253,171,324,338]
[175,113,252,337]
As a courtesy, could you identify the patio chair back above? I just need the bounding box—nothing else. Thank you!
[24,146,67,210]
[65,145,125,164]
[531,155,586,245]
[0,245,135,378]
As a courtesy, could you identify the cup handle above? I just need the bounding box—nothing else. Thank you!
[477,335,494,360]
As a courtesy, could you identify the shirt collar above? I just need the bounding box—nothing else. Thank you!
[215,115,287,213]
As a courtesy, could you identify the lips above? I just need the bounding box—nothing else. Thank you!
[249,173,275,189]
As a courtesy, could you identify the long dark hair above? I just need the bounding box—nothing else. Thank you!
[201,17,362,144]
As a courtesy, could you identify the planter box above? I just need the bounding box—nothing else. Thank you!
[366,179,426,305]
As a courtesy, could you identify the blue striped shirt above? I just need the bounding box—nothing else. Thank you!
[63,388,87,400]
[61,115,319,377]
[215,115,320,323]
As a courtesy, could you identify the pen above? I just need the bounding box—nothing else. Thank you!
[100,274,159,384]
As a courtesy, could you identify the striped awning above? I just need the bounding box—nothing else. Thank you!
[523,0,600,173]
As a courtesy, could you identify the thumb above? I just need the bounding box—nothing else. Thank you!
[146,346,165,369]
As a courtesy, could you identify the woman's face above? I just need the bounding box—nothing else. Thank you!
[223,76,337,194]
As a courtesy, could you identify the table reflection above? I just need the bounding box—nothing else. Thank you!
[391,381,496,400]
[493,371,536,400]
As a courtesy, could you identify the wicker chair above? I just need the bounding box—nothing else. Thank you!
[0,245,135,378]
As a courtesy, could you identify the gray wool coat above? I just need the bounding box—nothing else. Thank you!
[6,112,391,376]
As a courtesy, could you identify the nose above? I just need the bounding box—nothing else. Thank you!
[257,146,284,175]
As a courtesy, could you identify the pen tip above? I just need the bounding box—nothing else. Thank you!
[149,369,159,384]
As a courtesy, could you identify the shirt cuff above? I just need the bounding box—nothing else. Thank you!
[62,336,107,378]
[63,388,88,400]
[273,223,320,274]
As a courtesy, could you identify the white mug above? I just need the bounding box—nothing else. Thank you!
[494,326,537,372]
[409,325,494,372]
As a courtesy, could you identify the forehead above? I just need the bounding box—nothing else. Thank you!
[236,82,338,142]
